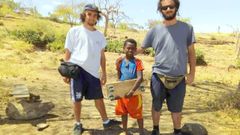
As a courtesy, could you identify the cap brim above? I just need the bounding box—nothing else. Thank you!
[84,8,101,13]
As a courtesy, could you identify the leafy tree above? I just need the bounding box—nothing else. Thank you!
[50,3,84,27]
[147,17,191,29]
[0,0,20,17]
[0,3,12,17]
[147,19,162,29]
[178,17,191,23]
[0,0,20,10]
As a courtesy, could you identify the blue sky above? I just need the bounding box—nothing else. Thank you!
[14,0,240,33]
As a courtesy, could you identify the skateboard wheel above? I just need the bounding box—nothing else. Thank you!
[109,95,115,100]
[140,86,145,91]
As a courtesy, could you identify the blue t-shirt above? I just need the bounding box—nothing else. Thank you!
[142,21,196,76]
[120,59,137,81]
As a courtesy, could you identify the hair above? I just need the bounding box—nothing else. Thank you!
[80,10,102,23]
[157,0,180,12]
[124,38,137,47]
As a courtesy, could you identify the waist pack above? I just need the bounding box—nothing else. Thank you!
[58,61,80,79]
[157,74,184,89]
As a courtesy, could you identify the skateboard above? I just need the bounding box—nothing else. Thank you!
[105,79,146,100]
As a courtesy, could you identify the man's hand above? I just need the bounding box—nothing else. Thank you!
[186,73,194,85]
[100,72,107,85]
[63,77,70,84]
[125,90,135,98]
[136,47,145,55]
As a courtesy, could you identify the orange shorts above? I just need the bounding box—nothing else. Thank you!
[115,95,142,119]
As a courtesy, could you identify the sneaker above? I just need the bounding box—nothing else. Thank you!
[103,119,121,129]
[73,123,83,135]
[151,129,160,135]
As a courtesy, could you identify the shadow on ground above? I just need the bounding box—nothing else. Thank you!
[0,114,58,126]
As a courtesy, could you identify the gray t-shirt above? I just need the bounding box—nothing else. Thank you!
[142,21,195,76]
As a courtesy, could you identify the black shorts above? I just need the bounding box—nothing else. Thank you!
[150,73,186,112]
[70,67,103,102]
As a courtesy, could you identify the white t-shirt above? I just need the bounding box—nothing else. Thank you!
[64,25,106,78]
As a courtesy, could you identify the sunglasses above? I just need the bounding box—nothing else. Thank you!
[161,5,176,10]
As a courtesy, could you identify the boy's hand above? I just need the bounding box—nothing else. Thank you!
[186,73,194,85]
[114,96,121,100]
[100,72,107,85]
[125,90,135,98]
[63,77,70,84]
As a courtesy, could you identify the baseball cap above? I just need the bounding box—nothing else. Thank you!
[84,4,101,13]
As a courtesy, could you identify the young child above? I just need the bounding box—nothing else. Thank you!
[115,39,144,135]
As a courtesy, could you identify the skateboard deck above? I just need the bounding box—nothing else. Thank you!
[12,84,30,99]
[105,79,146,100]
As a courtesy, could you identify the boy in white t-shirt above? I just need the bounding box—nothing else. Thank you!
[63,4,120,135]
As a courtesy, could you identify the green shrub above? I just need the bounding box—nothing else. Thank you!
[12,29,55,48]
[118,23,128,30]
[144,48,155,57]
[105,40,123,53]
[196,49,207,66]
[48,34,66,51]
[11,20,56,48]
[48,41,63,52]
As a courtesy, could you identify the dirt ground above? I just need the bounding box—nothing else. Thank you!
[0,51,240,135]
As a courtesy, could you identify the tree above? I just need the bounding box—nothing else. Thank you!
[147,17,191,29]
[50,2,84,27]
[51,5,77,26]
[0,0,20,17]
[94,0,128,36]
[0,0,19,10]
[178,17,191,23]
[147,19,162,29]
[0,3,12,17]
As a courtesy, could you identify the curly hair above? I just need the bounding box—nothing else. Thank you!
[124,38,137,47]
[157,0,180,12]
[80,11,102,24]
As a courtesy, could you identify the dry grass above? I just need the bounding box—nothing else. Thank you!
[0,16,240,134]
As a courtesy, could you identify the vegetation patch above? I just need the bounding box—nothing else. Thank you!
[196,49,207,66]
[11,20,56,49]
[47,34,66,52]
[207,90,240,112]
[105,39,123,53]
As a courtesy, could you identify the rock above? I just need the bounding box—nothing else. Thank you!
[5,100,54,120]
[36,123,49,131]
[227,65,237,72]
[29,93,41,102]
[181,123,208,135]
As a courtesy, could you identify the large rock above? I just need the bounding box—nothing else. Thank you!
[5,100,54,120]
[181,123,208,135]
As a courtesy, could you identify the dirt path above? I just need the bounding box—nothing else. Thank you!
[0,52,240,135]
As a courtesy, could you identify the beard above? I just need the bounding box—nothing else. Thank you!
[162,11,177,20]
[87,22,96,26]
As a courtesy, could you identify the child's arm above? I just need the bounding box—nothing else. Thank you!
[125,71,143,98]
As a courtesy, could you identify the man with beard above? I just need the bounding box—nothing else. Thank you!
[138,0,196,135]
[63,4,120,135]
